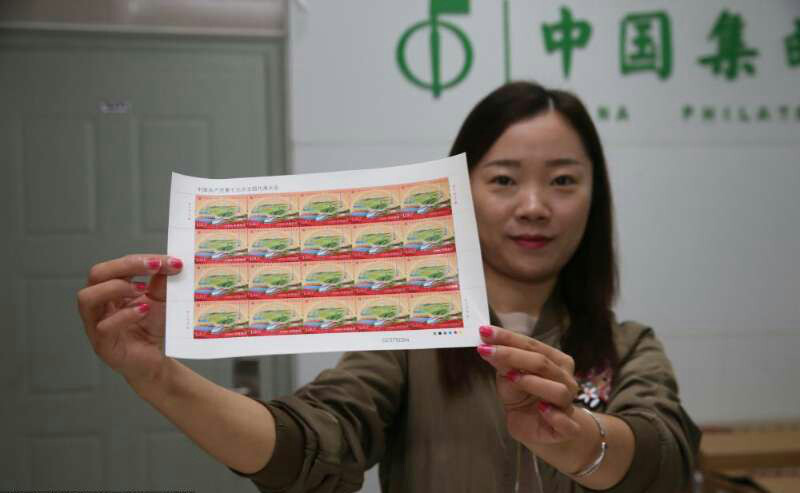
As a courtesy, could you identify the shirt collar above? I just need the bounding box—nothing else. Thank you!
[488,284,565,341]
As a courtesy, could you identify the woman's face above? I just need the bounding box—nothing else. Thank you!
[469,111,593,285]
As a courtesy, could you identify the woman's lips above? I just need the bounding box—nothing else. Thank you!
[510,235,552,250]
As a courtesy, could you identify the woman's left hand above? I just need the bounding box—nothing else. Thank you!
[477,325,581,447]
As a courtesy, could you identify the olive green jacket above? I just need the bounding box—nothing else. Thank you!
[234,294,700,493]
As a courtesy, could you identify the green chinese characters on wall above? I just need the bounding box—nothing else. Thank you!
[541,6,592,79]
[786,19,800,68]
[698,10,759,81]
[395,4,798,97]
[620,11,672,80]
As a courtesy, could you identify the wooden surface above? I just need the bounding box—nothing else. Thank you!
[754,477,800,493]
[700,424,800,471]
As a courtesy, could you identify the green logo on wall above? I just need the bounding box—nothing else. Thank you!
[396,0,473,98]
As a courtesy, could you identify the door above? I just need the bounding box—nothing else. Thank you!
[0,30,291,491]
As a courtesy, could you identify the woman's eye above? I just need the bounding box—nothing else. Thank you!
[552,175,576,186]
[491,175,515,186]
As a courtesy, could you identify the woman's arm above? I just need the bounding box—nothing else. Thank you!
[238,349,409,492]
[527,407,635,490]
[130,357,277,475]
[597,323,702,493]
[477,326,635,489]
[477,323,700,492]
[79,254,407,493]
[77,254,277,476]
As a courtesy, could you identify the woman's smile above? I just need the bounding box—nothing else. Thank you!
[509,234,553,250]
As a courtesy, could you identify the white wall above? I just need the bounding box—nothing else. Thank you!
[287,1,800,489]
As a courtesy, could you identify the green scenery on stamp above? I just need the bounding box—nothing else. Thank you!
[362,304,401,320]
[253,272,294,288]
[408,227,451,244]
[405,190,443,207]
[199,238,241,252]
[199,273,241,288]
[306,235,345,250]
[309,307,345,321]
[303,200,343,215]
[253,237,291,251]
[306,270,347,286]
[410,265,448,280]
[202,311,240,326]
[353,196,394,211]
[253,309,295,323]
[413,302,459,320]
[357,232,393,247]
[250,305,304,331]
[253,203,292,217]
[200,204,240,219]
[359,268,399,283]
[307,307,356,326]
[197,308,248,333]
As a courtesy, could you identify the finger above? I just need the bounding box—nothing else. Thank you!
[78,279,148,327]
[137,297,167,338]
[94,303,151,360]
[147,272,168,302]
[478,344,577,396]
[480,325,575,373]
[505,370,577,411]
[122,281,155,307]
[500,390,540,412]
[87,254,183,287]
[537,402,581,439]
[96,302,151,338]
[122,295,148,308]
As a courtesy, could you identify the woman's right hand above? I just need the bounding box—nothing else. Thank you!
[77,254,184,387]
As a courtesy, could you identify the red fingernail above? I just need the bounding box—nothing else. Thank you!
[137,303,150,314]
[169,257,183,269]
[479,325,494,338]
[133,282,148,292]
[477,344,495,357]
[505,370,521,382]
[537,401,552,414]
[146,258,161,270]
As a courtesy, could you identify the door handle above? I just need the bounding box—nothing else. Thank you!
[232,358,260,399]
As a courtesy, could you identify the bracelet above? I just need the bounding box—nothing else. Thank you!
[570,407,607,478]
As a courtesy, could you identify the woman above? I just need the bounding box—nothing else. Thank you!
[77,81,700,492]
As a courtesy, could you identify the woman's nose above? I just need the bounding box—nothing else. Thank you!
[515,188,550,222]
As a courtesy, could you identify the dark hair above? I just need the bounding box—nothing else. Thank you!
[439,81,619,393]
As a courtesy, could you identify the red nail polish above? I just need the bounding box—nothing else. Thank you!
[505,370,521,382]
[147,258,161,270]
[169,257,183,269]
[477,344,495,357]
[133,282,148,292]
[137,303,150,314]
[479,326,494,338]
[537,401,552,414]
